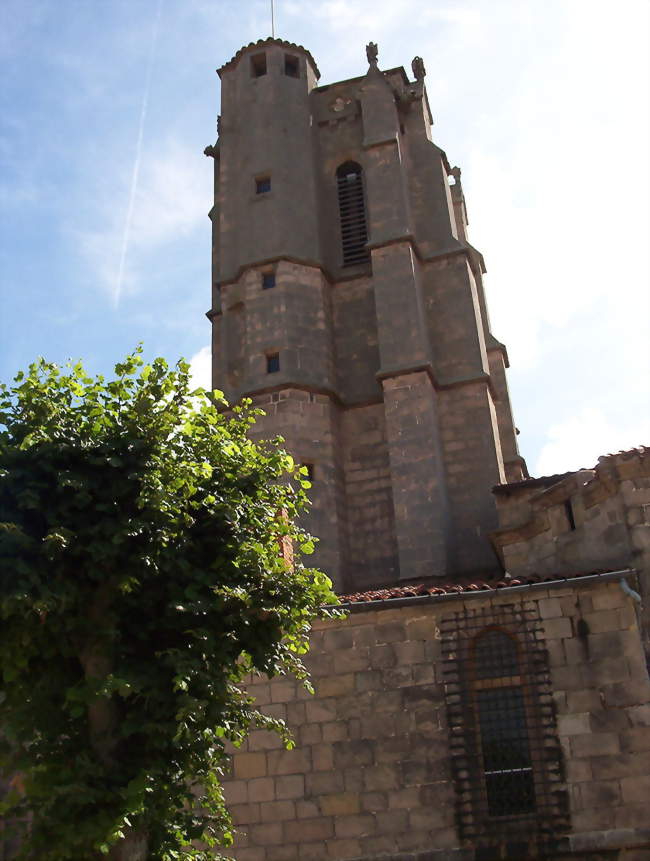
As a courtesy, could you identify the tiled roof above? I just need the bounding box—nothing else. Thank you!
[338,569,632,604]
[217,38,320,79]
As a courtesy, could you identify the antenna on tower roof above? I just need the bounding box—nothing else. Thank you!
[271,0,275,38]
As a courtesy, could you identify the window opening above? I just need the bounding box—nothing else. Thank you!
[266,352,280,374]
[284,54,299,77]
[441,603,570,850]
[262,272,276,289]
[302,463,315,481]
[256,176,271,194]
[564,499,576,531]
[473,630,535,817]
[336,162,370,267]
[251,53,267,77]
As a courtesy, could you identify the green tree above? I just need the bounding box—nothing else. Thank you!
[0,351,337,860]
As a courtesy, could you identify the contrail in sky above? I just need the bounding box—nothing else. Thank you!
[114,0,163,306]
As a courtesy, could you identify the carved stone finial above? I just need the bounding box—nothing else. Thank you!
[366,42,378,65]
[451,166,462,183]
[204,144,217,158]
[411,56,426,81]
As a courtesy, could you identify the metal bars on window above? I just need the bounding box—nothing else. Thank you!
[336,162,369,267]
[441,602,570,854]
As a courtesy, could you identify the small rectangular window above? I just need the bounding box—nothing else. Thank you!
[266,353,280,374]
[302,463,315,481]
[262,272,276,289]
[564,499,576,531]
[251,53,267,78]
[284,54,299,78]
[256,176,271,194]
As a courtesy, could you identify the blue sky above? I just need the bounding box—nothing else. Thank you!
[1,0,648,476]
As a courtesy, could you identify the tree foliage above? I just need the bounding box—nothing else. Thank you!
[0,350,337,860]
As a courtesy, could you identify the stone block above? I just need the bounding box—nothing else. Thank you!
[250,822,284,845]
[567,689,604,712]
[312,743,334,771]
[224,780,248,805]
[613,803,650,829]
[601,680,647,708]
[234,752,268,780]
[363,763,400,791]
[320,791,361,816]
[334,814,376,839]
[305,698,337,723]
[360,791,388,812]
[267,845,299,861]
[295,800,320,819]
[299,723,322,746]
[248,777,275,803]
[315,673,355,697]
[325,839,362,859]
[355,669,383,692]
[558,712,591,736]
[288,817,334,842]
[543,616,573,639]
[267,747,311,775]
[621,774,650,803]
[539,597,563,618]
[236,849,265,861]
[620,727,650,753]
[590,752,650,780]
[260,800,296,823]
[408,806,450,831]
[375,808,409,834]
[579,779,622,809]
[276,774,305,800]
[322,721,349,742]
[230,803,261,825]
[571,732,620,758]
[628,704,650,726]
[369,643,397,668]
[591,587,625,611]
[375,621,407,643]
[306,770,345,796]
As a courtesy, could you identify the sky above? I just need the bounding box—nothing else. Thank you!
[1,0,648,477]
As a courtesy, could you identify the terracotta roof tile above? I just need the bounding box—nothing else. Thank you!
[337,569,631,604]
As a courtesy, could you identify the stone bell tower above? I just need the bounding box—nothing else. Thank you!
[205,40,526,592]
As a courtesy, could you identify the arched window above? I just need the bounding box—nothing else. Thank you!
[441,605,569,848]
[472,629,535,817]
[336,162,369,267]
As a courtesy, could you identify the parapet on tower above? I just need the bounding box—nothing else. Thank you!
[206,40,527,592]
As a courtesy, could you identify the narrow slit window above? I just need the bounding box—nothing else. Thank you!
[256,176,271,194]
[564,499,576,531]
[266,352,280,374]
[251,53,267,78]
[262,272,276,289]
[284,54,299,78]
[336,161,370,267]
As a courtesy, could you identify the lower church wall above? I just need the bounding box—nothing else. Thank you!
[222,576,650,860]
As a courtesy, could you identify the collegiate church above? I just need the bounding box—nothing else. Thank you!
[205,39,650,861]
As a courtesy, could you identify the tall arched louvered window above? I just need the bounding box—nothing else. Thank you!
[336,161,369,267]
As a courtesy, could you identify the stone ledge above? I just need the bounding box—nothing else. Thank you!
[569,827,650,853]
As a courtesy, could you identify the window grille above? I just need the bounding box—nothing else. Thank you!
[336,162,369,267]
[256,176,271,194]
[262,272,276,289]
[266,353,280,374]
[441,603,570,853]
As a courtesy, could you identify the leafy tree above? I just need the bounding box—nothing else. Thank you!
[0,351,337,860]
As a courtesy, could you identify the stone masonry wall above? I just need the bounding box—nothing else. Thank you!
[221,578,650,860]
[493,448,650,652]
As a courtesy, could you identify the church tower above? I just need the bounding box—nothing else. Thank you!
[206,40,526,592]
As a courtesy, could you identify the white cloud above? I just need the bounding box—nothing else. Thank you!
[189,344,211,390]
[535,406,650,476]
[74,138,210,304]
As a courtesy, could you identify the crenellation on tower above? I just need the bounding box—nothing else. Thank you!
[207,40,527,590]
